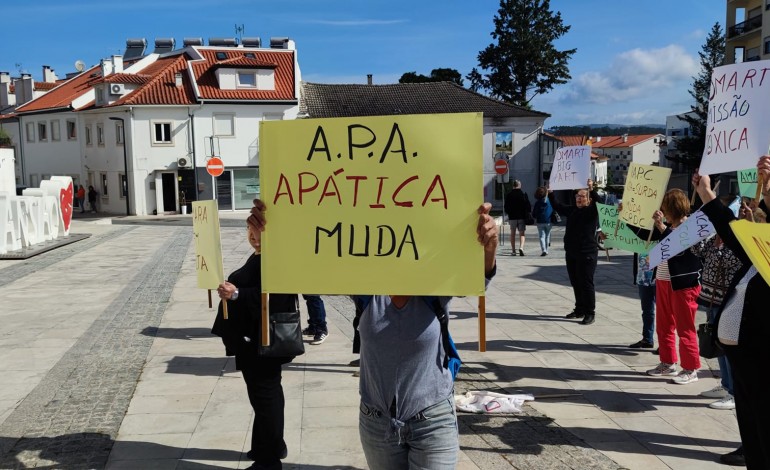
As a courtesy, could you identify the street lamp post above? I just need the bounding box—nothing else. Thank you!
[109,117,130,215]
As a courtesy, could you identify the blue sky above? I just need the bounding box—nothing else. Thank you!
[0,0,723,127]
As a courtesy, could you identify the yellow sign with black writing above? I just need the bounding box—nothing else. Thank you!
[192,200,225,289]
[619,163,671,230]
[260,113,484,295]
[730,219,770,287]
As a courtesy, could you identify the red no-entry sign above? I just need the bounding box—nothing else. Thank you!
[206,157,225,177]
[494,159,508,175]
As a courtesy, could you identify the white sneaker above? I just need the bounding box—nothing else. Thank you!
[646,362,678,377]
[709,394,736,410]
[700,385,729,399]
[671,369,699,385]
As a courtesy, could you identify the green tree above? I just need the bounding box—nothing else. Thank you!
[0,126,12,146]
[468,0,576,107]
[670,22,724,168]
[399,68,464,86]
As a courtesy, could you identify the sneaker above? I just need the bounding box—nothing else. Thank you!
[700,385,729,399]
[565,311,584,319]
[709,394,736,410]
[518,249,525,256]
[301,326,316,336]
[671,369,698,384]
[310,331,328,345]
[720,446,745,466]
[646,362,678,377]
[541,252,547,256]
[629,339,654,349]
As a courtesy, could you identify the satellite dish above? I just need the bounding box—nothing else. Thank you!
[74,60,85,72]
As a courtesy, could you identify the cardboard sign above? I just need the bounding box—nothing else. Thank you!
[730,219,770,287]
[192,200,225,289]
[648,209,714,268]
[738,168,758,197]
[597,202,654,254]
[548,145,591,190]
[699,60,770,175]
[259,113,484,296]
[619,163,671,230]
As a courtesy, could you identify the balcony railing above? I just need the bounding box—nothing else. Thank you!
[728,15,762,38]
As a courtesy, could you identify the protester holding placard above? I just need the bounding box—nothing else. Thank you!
[693,157,770,469]
[629,253,656,349]
[211,225,296,469]
[627,189,703,385]
[248,198,499,470]
[532,186,554,256]
[548,180,601,325]
[690,235,742,410]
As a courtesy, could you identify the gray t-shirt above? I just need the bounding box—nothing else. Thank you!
[357,295,453,426]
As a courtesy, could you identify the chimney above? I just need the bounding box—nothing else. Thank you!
[0,76,10,108]
[101,58,113,77]
[14,76,34,105]
[595,136,601,143]
[42,65,58,83]
[622,133,628,143]
[367,74,373,85]
[175,72,183,87]
[113,55,124,74]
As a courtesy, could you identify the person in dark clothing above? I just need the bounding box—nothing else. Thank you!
[212,226,296,470]
[503,180,531,255]
[87,185,98,213]
[694,158,770,470]
[548,180,602,325]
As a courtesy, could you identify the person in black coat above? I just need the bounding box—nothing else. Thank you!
[503,180,531,256]
[548,179,602,325]
[694,158,770,470]
[212,226,297,470]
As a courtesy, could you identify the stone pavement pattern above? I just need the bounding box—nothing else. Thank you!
[0,216,742,469]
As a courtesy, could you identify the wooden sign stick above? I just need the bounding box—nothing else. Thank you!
[478,296,486,352]
[261,293,270,346]
[222,300,228,320]
[755,173,765,201]
[208,289,212,308]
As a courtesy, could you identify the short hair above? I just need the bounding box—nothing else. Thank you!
[661,188,689,221]
[534,186,546,199]
[513,179,521,188]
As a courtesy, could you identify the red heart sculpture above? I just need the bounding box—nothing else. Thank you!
[60,182,74,232]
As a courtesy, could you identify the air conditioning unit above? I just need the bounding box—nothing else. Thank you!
[110,83,125,95]
[177,156,190,168]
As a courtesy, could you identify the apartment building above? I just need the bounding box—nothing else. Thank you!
[725,0,768,63]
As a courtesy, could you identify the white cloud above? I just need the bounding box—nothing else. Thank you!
[561,45,699,105]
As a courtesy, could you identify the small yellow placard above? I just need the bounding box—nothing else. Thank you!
[260,113,484,296]
[730,219,770,286]
[192,200,225,289]
[619,163,672,230]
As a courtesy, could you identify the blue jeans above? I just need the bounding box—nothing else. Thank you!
[359,398,458,470]
[536,223,552,253]
[706,306,734,395]
[638,284,656,344]
[302,295,327,333]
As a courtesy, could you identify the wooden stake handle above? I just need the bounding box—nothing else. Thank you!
[222,300,228,320]
[261,293,270,346]
[755,173,765,201]
[208,289,212,308]
[478,296,486,352]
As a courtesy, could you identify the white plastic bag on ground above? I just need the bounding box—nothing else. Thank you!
[454,390,534,414]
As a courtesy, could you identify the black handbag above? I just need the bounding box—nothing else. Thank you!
[697,322,723,359]
[258,297,305,358]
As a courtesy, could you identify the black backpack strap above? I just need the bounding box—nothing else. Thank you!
[426,297,451,370]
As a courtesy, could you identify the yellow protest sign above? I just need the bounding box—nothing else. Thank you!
[619,163,671,230]
[730,219,770,286]
[192,200,225,289]
[260,113,484,296]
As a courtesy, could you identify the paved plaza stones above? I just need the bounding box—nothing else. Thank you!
[0,215,741,469]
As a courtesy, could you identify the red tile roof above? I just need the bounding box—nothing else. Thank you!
[192,48,295,101]
[588,134,663,148]
[101,73,152,84]
[110,55,196,106]
[15,66,102,113]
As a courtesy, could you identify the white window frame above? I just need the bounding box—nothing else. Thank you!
[151,121,173,146]
[37,122,47,142]
[115,121,124,145]
[25,122,34,142]
[85,125,92,146]
[237,71,257,88]
[119,172,127,198]
[66,120,77,140]
[96,123,104,146]
[213,113,235,137]
[51,120,61,141]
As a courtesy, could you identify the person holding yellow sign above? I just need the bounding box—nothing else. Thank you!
[693,156,770,470]
[247,198,498,470]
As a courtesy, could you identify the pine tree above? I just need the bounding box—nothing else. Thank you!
[468,0,576,107]
[671,22,725,168]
